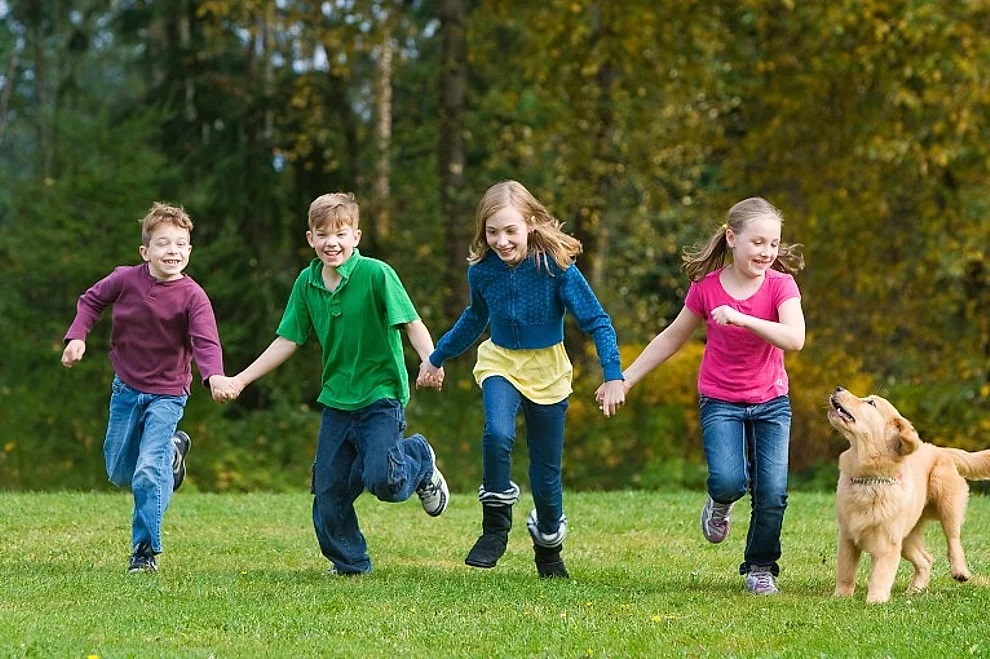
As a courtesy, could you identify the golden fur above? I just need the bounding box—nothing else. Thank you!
[827,387,990,603]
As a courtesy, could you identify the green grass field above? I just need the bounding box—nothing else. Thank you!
[1,490,988,658]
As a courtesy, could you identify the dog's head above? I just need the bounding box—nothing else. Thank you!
[827,387,921,459]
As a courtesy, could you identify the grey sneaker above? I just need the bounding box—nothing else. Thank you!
[745,567,779,595]
[700,496,734,543]
[416,444,449,517]
[171,431,191,491]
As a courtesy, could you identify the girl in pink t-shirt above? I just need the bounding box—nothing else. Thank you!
[598,197,805,595]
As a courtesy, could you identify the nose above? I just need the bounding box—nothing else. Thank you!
[834,386,845,393]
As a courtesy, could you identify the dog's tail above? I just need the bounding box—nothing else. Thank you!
[947,448,990,480]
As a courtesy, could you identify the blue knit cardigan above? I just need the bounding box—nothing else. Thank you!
[429,250,623,381]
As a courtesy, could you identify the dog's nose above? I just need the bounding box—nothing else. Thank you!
[834,386,845,393]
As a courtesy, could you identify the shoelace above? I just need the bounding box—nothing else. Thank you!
[418,477,439,497]
[748,571,776,592]
[709,504,732,528]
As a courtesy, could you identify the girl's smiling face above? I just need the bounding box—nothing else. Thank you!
[727,216,781,279]
[140,225,191,281]
[486,206,530,265]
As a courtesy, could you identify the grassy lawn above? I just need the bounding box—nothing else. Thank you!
[1,489,988,658]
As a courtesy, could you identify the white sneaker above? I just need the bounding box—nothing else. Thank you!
[416,444,449,517]
[745,567,779,595]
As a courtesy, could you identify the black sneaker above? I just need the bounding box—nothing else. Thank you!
[171,431,191,491]
[127,542,158,574]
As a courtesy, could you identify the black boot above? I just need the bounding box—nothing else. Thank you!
[533,543,569,579]
[465,504,512,568]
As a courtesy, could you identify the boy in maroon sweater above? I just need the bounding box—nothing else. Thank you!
[62,202,230,574]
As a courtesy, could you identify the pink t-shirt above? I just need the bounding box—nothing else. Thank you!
[684,268,801,404]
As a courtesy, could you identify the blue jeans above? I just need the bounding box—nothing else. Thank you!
[311,399,434,574]
[699,394,791,576]
[481,376,568,536]
[104,375,187,553]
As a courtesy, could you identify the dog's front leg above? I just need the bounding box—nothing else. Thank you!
[866,543,902,604]
[834,534,860,597]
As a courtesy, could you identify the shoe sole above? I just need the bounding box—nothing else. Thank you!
[425,470,449,517]
[172,431,191,491]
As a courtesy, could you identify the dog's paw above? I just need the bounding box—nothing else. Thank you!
[952,569,972,583]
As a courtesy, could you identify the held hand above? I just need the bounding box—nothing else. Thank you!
[61,339,86,368]
[597,379,626,418]
[711,305,743,327]
[595,379,632,403]
[210,375,244,403]
[416,361,444,390]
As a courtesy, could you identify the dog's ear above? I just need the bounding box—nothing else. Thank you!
[893,416,921,455]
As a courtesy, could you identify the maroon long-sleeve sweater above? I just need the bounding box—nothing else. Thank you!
[65,263,224,396]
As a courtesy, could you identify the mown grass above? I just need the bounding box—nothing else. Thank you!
[1,490,988,658]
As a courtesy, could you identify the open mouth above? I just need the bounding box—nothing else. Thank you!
[829,394,855,423]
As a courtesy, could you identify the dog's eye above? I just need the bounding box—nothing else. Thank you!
[866,399,877,407]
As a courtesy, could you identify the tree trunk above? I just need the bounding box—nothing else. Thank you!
[438,0,470,322]
[373,22,394,246]
[0,53,18,149]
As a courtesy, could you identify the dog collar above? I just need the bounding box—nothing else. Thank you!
[849,475,900,485]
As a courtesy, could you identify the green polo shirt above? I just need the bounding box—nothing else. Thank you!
[276,250,420,410]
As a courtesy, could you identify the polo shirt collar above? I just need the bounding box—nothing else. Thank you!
[335,248,362,278]
[306,249,363,288]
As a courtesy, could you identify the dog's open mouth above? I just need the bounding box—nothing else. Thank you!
[830,394,855,423]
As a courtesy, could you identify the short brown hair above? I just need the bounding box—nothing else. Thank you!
[139,202,193,245]
[308,192,360,231]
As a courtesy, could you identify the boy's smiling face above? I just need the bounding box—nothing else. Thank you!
[140,224,191,281]
[307,223,362,269]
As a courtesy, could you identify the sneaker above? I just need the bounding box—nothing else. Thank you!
[700,496,734,543]
[171,431,191,491]
[127,542,158,574]
[745,567,779,595]
[416,444,449,517]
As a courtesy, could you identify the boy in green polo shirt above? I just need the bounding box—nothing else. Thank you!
[219,192,449,575]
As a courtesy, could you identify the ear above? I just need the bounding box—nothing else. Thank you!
[893,416,921,456]
[139,245,149,262]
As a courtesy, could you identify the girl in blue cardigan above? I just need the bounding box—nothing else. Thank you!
[423,180,625,578]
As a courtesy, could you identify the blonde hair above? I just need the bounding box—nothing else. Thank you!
[468,180,582,271]
[682,197,805,282]
[308,192,360,231]
[139,202,193,245]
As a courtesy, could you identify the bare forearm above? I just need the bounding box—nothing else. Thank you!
[235,336,298,387]
[404,320,436,363]
[623,306,700,389]
[735,316,805,351]
[624,333,680,388]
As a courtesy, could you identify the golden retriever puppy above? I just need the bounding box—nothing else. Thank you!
[827,386,990,603]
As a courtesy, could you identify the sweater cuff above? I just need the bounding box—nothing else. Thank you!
[602,362,624,382]
[428,351,445,369]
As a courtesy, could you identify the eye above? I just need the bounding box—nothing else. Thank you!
[866,399,877,407]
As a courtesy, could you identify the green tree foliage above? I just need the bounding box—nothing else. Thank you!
[1,0,986,491]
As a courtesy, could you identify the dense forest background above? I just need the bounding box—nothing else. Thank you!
[1,0,987,493]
